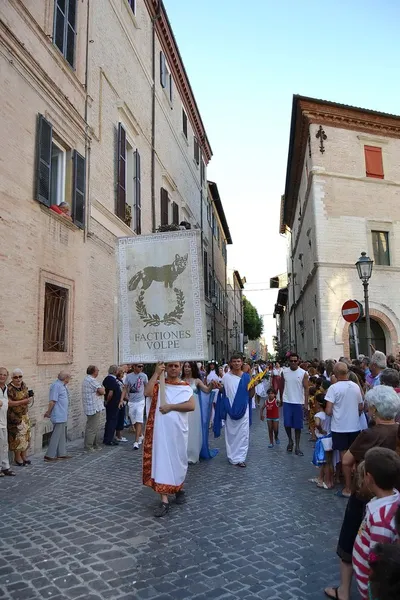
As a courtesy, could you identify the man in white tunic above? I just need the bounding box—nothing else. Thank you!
[143,362,195,518]
[214,353,254,468]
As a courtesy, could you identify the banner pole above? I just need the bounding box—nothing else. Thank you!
[159,369,166,407]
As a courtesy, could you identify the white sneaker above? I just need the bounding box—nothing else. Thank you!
[119,437,128,443]
[133,442,139,450]
[138,436,144,445]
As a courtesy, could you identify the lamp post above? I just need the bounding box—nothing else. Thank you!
[356,252,374,358]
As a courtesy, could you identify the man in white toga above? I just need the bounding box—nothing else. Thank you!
[281,353,309,456]
[214,353,254,468]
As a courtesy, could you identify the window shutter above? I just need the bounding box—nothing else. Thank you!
[36,114,53,206]
[203,251,208,297]
[160,188,169,226]
[182,110,188,138]
[172,201,179,225]
[134,150,141,234]
[194,137,199,164]
[72,150,85,229]
[364,146,384,179]
[169,74,173,102]
[160,52,166,88]
[116,123,126,221]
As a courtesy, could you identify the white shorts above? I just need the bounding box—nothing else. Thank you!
[128,401,145,425]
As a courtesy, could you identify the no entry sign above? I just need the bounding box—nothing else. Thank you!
[341,299,363,323]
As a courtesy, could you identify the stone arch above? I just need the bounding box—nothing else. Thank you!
[342,308,399,358]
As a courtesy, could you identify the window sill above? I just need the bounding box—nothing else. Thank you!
[40,204,82,231]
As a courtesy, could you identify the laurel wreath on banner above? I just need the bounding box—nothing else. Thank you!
[135,288,185,327]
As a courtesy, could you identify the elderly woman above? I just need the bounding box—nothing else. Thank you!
[7,369,32,466]
[324,385,400,600]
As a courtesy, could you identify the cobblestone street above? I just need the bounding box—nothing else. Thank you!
[1,415,347,600]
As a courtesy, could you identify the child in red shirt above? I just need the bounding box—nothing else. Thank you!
[260,388,280,448]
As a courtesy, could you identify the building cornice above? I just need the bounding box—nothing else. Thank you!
[144,0,212,163]
[282,96,400,231]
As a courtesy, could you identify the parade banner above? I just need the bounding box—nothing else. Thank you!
[117,230,208,364]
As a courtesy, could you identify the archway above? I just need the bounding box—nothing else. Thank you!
[342,308,399,358]
[349,318,386,359]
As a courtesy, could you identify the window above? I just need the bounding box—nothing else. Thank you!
[116,122,127,222]
[43,283,68,352]
[36,114,85,228]
[53,0,77,68]
[206,201,211,224]
[127,0,136,14]
[194,137,200,165]
[160,52,173,103]
[125,139,141,233]
[201,159,206,184]
[172,201,179,225]
[312,318,317,350]
[203,250,208,297]
[160,188,169,226]
[372,230,390,265]
[222,242,227,264]
[182,109,188,138]
[364,146,384,179]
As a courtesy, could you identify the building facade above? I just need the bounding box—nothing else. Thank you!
[226,270,245,359]
[0,0,215,449]
[280,95,400,360]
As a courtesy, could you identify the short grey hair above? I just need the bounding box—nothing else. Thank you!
[108,365,118,375]
[371,351,387,369]
[365,385,400,420]
[58,371,70,381]
[380,368,400,388]
[12,368,23,376]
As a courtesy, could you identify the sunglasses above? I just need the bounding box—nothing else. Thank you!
[289,360,298,363]
[13,375,23,379]
[137,365,144,368]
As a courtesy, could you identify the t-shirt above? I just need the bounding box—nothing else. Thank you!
[49,379,69,423]
[282,367,306,405]
[353,490,400,600]
[325,380,362,433]
[0,385,8,429]
[103,375,122,408]
[125,372,148,403]
[314,411,331,438]
[349,423,400,463]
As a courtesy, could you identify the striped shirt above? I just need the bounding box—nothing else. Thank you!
[353,490,400,599]
[82,375,104,416]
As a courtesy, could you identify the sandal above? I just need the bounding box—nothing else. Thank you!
[15,461,24,467]
[23,460,31,465]
[236,462,246,468]
[2,469,16,476]
[324,586,342,599]
[295,449,304,456]
[154,502,170,518]
[175,490,186,505]
[0,472,4,477]
[286,442,294,453]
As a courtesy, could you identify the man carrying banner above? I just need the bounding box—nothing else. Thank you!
[143,362,195,518]
[213,353,254,467]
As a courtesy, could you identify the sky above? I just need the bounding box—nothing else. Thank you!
[164,0,400,353]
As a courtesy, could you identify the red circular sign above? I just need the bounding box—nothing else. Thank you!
[341,300,362,323]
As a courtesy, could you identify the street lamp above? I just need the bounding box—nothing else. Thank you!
[356,252,374,358]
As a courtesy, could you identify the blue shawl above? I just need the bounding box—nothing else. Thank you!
[213,372,251,438]
[198,390,218,459]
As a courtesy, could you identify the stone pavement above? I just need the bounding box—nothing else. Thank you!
[0,414,350,600]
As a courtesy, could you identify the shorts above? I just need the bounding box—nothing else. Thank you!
[331,431,360,452]
[128,401,145,425]
[283,403,303,430]
[337,494,366,563]
[266,418,279,422]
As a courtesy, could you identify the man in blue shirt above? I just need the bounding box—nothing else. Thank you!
[44,371,71,462]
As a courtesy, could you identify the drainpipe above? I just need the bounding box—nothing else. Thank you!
[83,0,91,241]
[151,5,161,232]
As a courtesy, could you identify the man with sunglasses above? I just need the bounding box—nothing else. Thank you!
[281,353,309,456]
[124,364,148,450]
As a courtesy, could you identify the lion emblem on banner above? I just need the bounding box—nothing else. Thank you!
[128,254,188,327]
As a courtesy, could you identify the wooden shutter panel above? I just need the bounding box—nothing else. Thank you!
[36,114,53,206]
[169,74,173,102]
[72,150,85,229]
[134,150,141,234]
[160,188,169,226]
[172,201,179,225]
[194,138,199,164]
[182,110,187,137]
[203,250,208,297]
[364,146,384,179]
[116,123,126,220]
[160,52,166,88]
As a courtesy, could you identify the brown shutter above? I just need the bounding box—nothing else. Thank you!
[172,201,179,225]
[36,114,53,206]
[182,109,188,138]
[160,188,169,226]
[364,145,384,179]
[116,123,126,220]
[203,250,208,297]
[134,150,141,234]
[160,52,166,88]
[72,150,85,229]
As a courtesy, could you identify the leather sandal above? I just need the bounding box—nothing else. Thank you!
[2,469,16,476]
[154,502,170,518]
